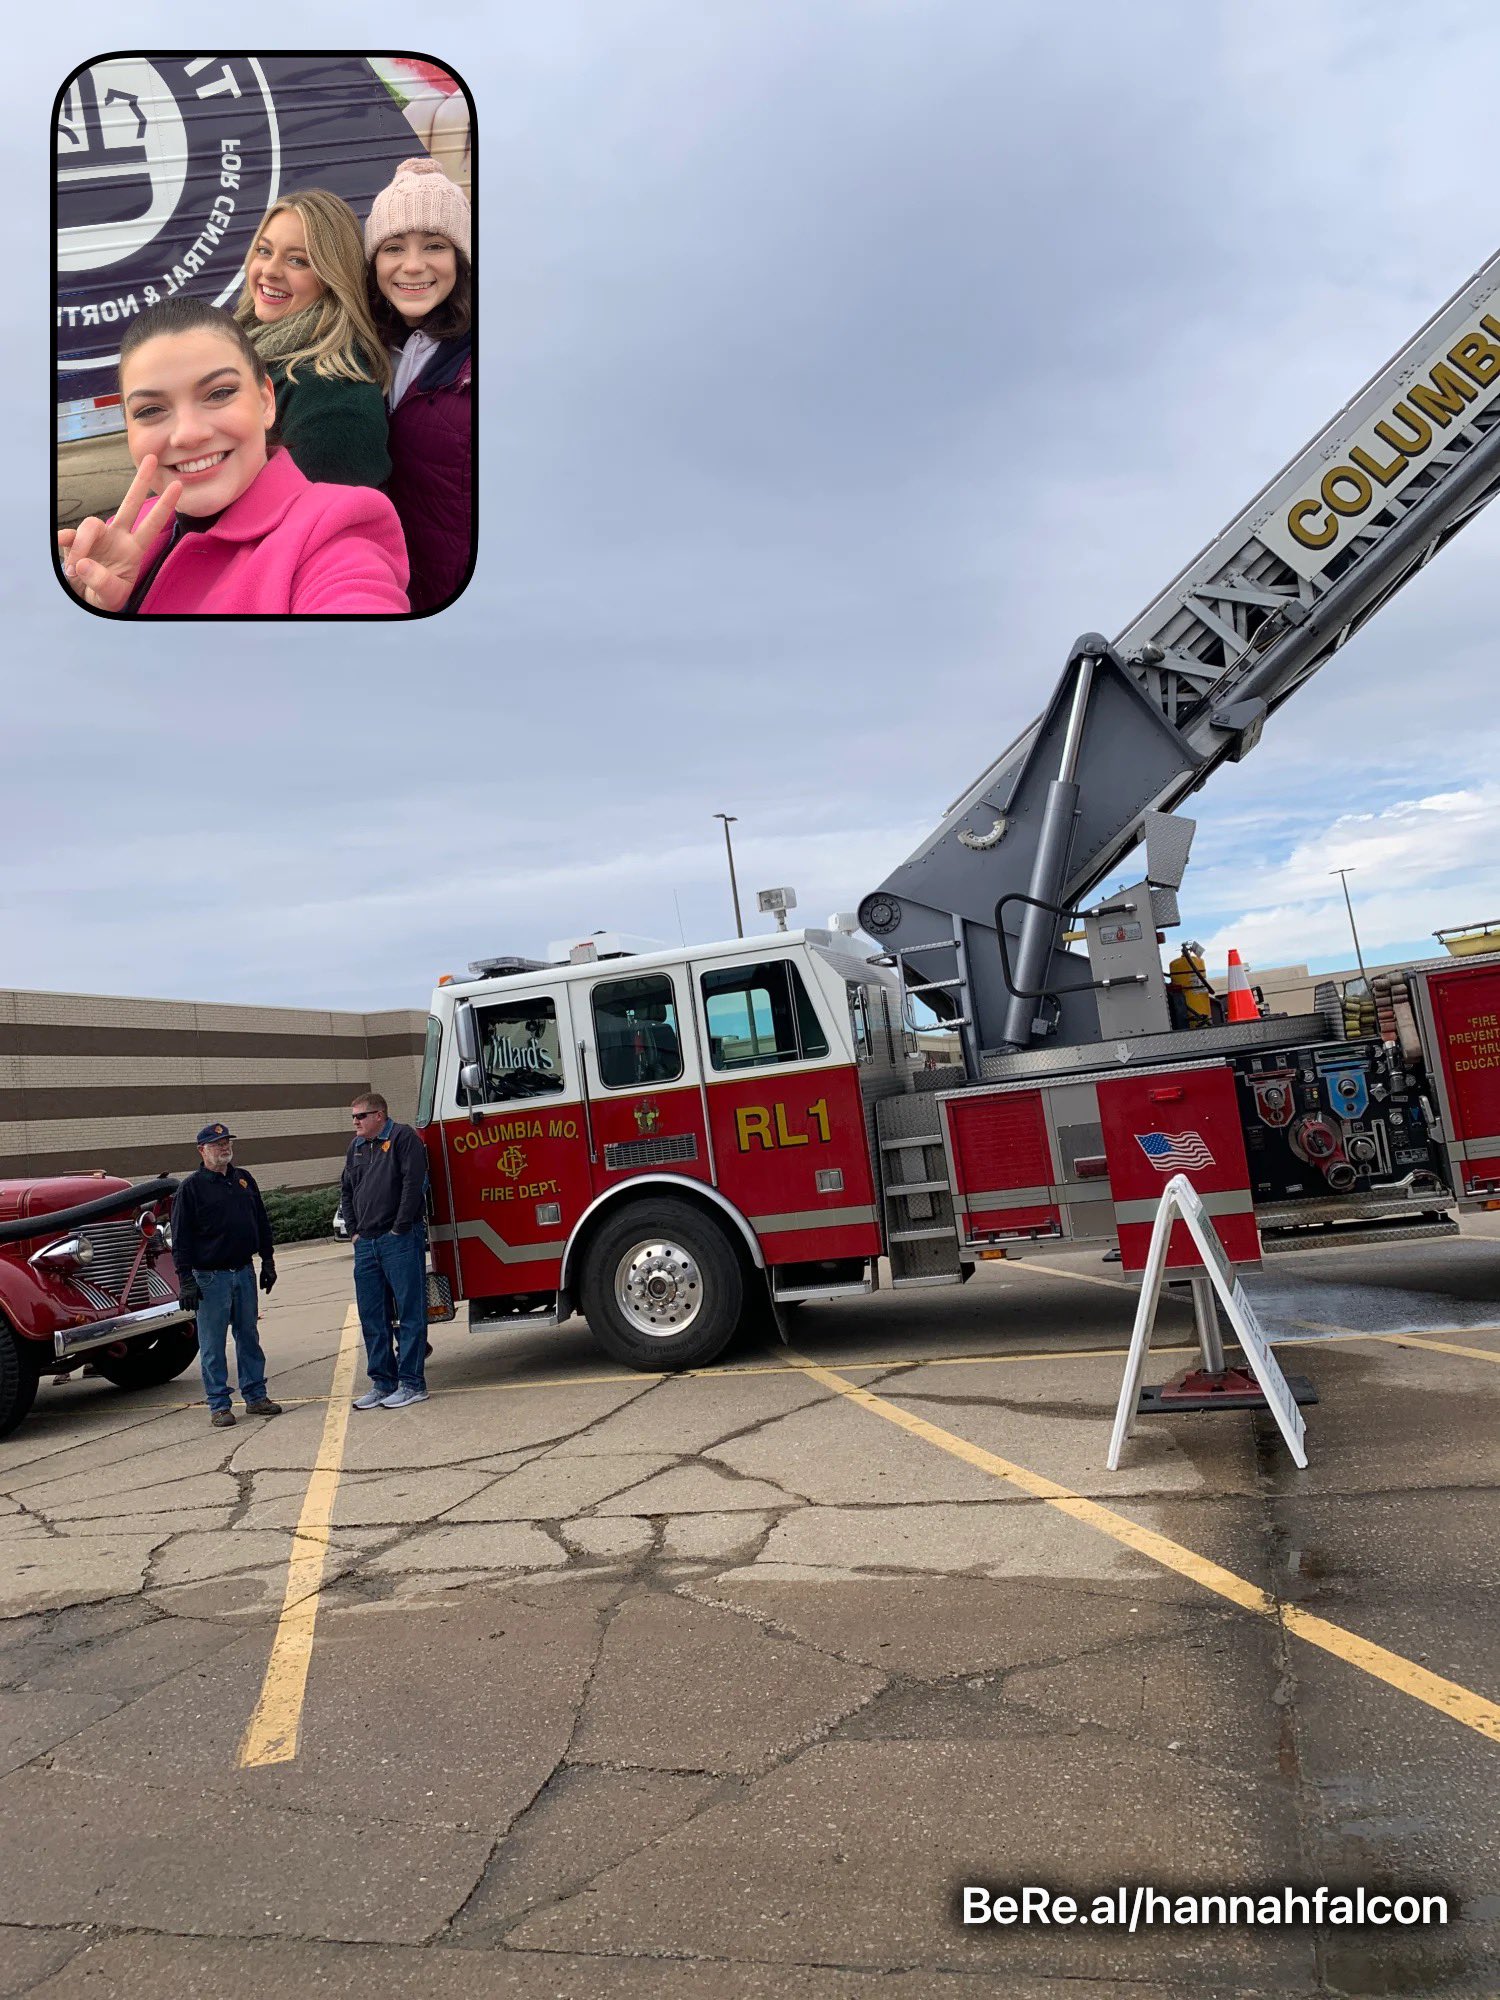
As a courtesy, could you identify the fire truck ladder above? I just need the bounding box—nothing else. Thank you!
[889,927,979,1077]
[875,1089,965,1289]
[867,929,972,1287]
[859,244,1500,1057]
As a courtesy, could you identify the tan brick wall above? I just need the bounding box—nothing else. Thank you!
[0,988,427,1191]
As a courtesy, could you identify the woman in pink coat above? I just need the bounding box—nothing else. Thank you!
[57,298,408,616]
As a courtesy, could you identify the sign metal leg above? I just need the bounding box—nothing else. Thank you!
[1190,1274,1226,1375]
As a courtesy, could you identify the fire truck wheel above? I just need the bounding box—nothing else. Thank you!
[92,1327,201,1392]
[581,1199,745,1370]
[0,1319,41,1440]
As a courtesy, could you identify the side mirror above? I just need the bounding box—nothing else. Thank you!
[460,1060,484,1099]
[454,1001,479,1066]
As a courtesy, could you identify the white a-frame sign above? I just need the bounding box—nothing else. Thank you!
[1107,1173,1308,1471]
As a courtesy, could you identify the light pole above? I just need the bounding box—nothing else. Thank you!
[714,813,743,938]
[1329,866,1369,987]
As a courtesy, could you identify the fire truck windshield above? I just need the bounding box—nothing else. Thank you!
[473,996,567,1100]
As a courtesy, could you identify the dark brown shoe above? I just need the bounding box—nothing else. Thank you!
[244,1398,283,1417]
[210,1409,236,1428]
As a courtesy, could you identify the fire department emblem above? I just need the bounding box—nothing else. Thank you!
[496,1145,528,1180]
[634,1099,662,1136]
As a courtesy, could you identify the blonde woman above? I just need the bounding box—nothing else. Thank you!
[234,190,391,488]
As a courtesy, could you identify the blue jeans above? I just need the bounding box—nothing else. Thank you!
[353,1230,428,1393]
[194,1266,268,1412]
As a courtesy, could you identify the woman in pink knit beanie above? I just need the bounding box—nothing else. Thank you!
[365,157,474,615]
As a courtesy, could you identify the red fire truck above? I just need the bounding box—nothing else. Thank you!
[419,240,1500,1378]
[0,1176,194,1437]
[416,936,1500,1373]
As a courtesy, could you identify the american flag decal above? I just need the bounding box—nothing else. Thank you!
[1136,1130,1215,1173]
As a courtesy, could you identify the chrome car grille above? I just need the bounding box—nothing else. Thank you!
[72,1220,172,1307]
[74,1272,176,1314]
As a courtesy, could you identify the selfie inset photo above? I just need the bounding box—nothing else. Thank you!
[53,53,476,618]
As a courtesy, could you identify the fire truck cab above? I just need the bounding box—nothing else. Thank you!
[419,931,910,1369]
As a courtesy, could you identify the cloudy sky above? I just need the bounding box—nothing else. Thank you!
[11,2,1500,1010]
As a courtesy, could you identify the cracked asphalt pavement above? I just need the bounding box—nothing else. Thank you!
[1,1226,1497,1997]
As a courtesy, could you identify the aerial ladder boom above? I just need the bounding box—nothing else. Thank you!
[859,245,1500,1057]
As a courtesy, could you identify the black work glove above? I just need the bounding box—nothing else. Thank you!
[260,1260,277,1295]
[178,1277,202,1314]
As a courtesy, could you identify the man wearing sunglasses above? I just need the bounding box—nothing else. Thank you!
[341,1093,431,1409]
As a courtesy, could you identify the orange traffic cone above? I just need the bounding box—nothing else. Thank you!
[1225,948,1259,1023]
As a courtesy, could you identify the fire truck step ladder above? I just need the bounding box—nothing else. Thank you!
[890,925,979,1079]
[875,1094,966,1288]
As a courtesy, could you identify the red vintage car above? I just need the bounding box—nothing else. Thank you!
[0,1174,197,1437]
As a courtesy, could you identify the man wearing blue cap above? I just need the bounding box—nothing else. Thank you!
[170,1123,283,1428]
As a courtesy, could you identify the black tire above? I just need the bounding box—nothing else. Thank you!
[0,1319,41,1440]
[92,1326,201,1391]
[579,1197,745,1370]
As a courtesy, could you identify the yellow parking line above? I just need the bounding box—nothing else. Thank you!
[1281,1317,1500,1363]
[238,1306,362,1768]
[1029,1260,1152,1297]
[1380,1332,1500,1364]
[786,1349,1500,1746]
[816,1344,1197,1371]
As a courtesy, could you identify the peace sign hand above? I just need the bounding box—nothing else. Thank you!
[57,454,184,612]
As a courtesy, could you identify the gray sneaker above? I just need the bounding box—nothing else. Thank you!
[352,1387,389,1410]
[380,1385,430,1409]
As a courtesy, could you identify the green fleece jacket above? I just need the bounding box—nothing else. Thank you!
[269,363,391,489]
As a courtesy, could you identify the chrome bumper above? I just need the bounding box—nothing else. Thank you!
[53,1300,195,1361]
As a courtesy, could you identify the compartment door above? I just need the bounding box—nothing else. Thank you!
[1097,1063,1261,1272]
[941,1087,1061,1246]
[1421,963,1500,1199]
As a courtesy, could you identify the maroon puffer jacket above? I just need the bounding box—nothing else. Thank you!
[386,336,474,614]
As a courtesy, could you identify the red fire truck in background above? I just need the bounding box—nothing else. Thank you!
[0,1177,193,1437]
[419,240,1500,1374]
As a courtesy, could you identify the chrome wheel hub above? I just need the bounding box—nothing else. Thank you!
[615,1238,703,1337]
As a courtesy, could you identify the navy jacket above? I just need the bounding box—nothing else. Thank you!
[171,1165,274,1274]
[341,1120,428,1239]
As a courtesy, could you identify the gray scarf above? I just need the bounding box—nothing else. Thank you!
[242,304,326,374]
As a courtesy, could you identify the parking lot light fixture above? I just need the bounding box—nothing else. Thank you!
[714,813,743,938]
[1329,865,1369,986]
